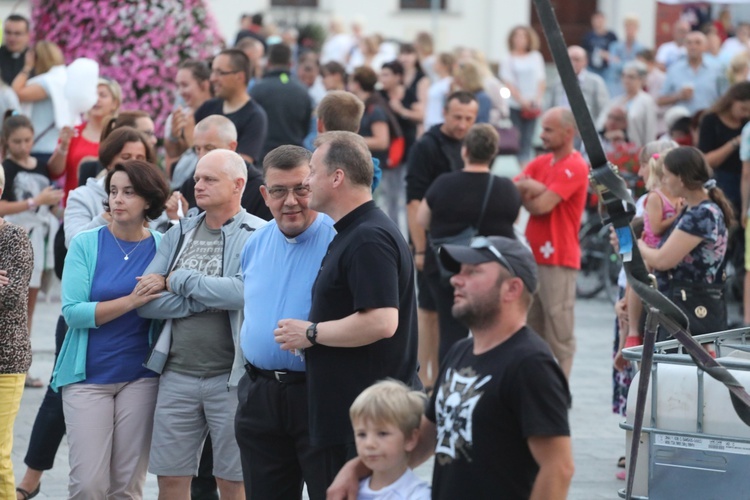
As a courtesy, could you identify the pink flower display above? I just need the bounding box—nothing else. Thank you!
[31,0,224,135]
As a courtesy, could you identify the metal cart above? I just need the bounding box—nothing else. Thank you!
[619,328,750,499]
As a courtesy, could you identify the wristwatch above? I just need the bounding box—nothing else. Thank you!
[306,322,319,346]
[26,198,37,210]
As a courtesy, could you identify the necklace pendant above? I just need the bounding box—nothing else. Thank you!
[124,255,129,261]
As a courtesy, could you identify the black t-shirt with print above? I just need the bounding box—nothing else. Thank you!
[426,328,571,500]
[1,158,52,202]
[306,201,419,447]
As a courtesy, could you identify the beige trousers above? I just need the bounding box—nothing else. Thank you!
[62,377,158,499]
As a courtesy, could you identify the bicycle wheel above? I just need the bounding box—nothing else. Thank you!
[577,222,607,299]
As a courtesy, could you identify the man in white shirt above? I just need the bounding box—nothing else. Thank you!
[655,19,691,70]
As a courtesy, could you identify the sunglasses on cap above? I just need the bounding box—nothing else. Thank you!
[470,236,517,277]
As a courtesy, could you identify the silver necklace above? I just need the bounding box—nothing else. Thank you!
[109,224,146,261]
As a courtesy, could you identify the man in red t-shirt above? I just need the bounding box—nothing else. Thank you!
[514,107,589,378]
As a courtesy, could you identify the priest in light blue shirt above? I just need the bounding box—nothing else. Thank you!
[235,145,337,499]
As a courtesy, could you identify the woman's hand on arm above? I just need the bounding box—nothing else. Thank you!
[93,286,162,327]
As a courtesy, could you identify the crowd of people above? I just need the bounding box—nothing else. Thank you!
[0,5,748,499]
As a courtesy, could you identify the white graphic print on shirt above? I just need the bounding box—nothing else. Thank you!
[435,366,490,465]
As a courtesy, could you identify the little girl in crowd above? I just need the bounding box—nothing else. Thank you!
[0,113,63,388]
[641,152,683,249]
[620,149,684,361]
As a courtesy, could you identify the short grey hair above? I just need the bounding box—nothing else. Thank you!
[195,115,238,145]
[622,60,647,78]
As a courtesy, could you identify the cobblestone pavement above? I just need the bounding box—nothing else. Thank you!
[13,293,626,499]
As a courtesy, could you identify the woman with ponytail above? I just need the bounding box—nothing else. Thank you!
[637,146,732,339]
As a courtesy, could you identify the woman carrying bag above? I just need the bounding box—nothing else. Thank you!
[417,124,521,363]
[636,146,733,341]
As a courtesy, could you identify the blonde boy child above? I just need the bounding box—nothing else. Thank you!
[349,380,432,500]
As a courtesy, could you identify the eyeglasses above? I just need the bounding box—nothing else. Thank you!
[470,236,516,277]
[211,69,241,77]
[266,185,311,199]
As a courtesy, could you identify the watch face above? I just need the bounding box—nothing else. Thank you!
[306,324,317,343]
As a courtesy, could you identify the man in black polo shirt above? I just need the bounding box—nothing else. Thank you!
[195,48,268,165]
[0,14,30,85]
[250,43,313,163]
[274,131,419,488]
[405,90,478,390]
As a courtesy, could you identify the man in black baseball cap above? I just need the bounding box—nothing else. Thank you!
[330,234,573,499]
[439,235,539,294]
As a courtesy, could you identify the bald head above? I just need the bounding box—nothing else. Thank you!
[540,107,577,152]
[568,45,587,74]
[546,107,576,130]
[193,149,248,213]
[201,149,247,184]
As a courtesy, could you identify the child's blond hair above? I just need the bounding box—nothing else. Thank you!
[644,150,674,191]
[350,380,427,437]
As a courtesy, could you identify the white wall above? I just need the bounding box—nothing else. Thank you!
[0,1,31,30]
[206,0,531,64]
[600,0,657,49]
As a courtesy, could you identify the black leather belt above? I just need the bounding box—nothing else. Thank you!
[245,363,306,384]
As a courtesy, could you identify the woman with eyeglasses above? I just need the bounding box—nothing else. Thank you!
[47,78,122,203]
[416,124,522,377]
[52,159,169,498]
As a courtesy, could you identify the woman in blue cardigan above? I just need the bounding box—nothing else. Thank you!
[52,160,169,499]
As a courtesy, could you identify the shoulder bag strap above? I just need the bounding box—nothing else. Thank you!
[474,174,495,231]
[33,121,56,146]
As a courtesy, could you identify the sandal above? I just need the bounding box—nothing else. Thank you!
[24,376,44,388]
[617,456,626,468]
[16,484,40,500]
